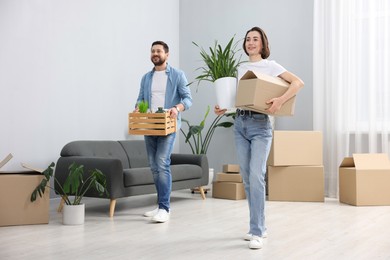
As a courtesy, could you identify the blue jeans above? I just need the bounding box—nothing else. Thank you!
[234,112,272,237]
[144,132,176,212]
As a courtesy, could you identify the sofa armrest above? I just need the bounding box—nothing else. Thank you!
[171,153,209,185]
[55,156,125,199]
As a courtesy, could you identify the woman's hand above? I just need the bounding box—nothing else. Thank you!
[265,97,283,114]
[214,105,227,115]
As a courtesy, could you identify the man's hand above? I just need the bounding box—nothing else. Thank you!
[169,107,179,118]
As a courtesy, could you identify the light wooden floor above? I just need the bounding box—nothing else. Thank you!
[1,190,390,260]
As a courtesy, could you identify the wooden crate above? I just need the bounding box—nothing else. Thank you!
[128,112,176,136]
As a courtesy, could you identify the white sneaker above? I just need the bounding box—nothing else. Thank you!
[143,207,159,217]
[244,231,268,241]
[151,209,170,223]
[249,236,263,249]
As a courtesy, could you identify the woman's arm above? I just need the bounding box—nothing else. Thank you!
[266,71,304,114]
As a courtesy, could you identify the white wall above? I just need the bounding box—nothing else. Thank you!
[0,0,180,170]
[179,0,314,171]
[0,0,314,173]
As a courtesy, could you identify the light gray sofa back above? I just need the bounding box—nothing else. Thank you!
[61,140,130,169]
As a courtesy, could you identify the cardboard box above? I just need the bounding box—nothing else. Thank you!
[0,153,13,169]
[216,172,243,183]
[268,131,323,166]
[222,164,240,173]
[128,112,176,136]
[236,71,296,116]
[268,165,324,202]
[212,182,246,200]
[339,154,390,206]
[0,172,50,226]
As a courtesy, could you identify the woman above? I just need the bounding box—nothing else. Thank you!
[215,26,304,249]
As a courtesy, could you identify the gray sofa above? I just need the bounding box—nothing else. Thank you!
[54,140,209,217]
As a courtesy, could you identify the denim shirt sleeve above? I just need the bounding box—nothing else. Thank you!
[136,72,151,109]
[173,69,192,111]
[158,64,192,110]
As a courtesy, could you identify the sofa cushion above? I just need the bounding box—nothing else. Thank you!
[61,141,130,168]
[171,165,203,182]
[123,164,203,187]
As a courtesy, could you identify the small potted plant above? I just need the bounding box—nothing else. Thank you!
[192,36,242,111]
[31,162,108,225]
[138,100,149,113]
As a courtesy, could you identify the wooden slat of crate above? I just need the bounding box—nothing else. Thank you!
[128,112,176,136]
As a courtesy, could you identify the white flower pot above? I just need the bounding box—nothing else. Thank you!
[63,204,85,225]
[208,168,214,186]
[214,77,237,112]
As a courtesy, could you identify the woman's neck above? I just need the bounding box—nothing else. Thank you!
[249,54,262,62]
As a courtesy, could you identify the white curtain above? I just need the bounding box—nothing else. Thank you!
[313,0,390,197]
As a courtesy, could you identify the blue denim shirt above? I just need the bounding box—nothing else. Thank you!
[136,63,192,130]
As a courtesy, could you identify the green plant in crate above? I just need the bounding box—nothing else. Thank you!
[31,162,108,205]
[138,100,149,113]
[180,106,235,155]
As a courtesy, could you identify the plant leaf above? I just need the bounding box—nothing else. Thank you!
[215,122,234,128]
[30,163,54,202]
[180,106,234,154]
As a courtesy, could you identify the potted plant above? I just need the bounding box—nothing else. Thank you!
[31,162,108,225]
[192,36,242,111]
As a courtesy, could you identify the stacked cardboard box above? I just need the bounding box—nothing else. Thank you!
[212,164,246,200]
[267,131,324,202]
[339,153,390,206]
[0,154,49,227]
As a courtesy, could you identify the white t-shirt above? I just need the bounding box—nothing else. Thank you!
[237,59,286,80]
[151,70,168,112]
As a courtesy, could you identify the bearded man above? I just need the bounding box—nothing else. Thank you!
[135,41,192,223]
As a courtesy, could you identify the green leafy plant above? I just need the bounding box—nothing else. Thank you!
[180,106,235,154]
[138,100,149,113]
[31,162,108,205]
[191,36,242,87]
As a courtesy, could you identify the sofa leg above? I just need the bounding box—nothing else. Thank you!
[199,186,206,200]
[109,199,116,217]
[57,197,65,213]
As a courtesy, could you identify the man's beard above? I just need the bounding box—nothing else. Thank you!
[151,56,166,66]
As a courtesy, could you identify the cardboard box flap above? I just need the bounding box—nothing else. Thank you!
[340,157,355,167]
[240,70,289,87]
[353,153,390,170]
[240,70,257,80]
[1,164,43,175]
[0,153,13,170]
[21,163,43,173]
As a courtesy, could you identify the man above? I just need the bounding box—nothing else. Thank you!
[135,41,192,223]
